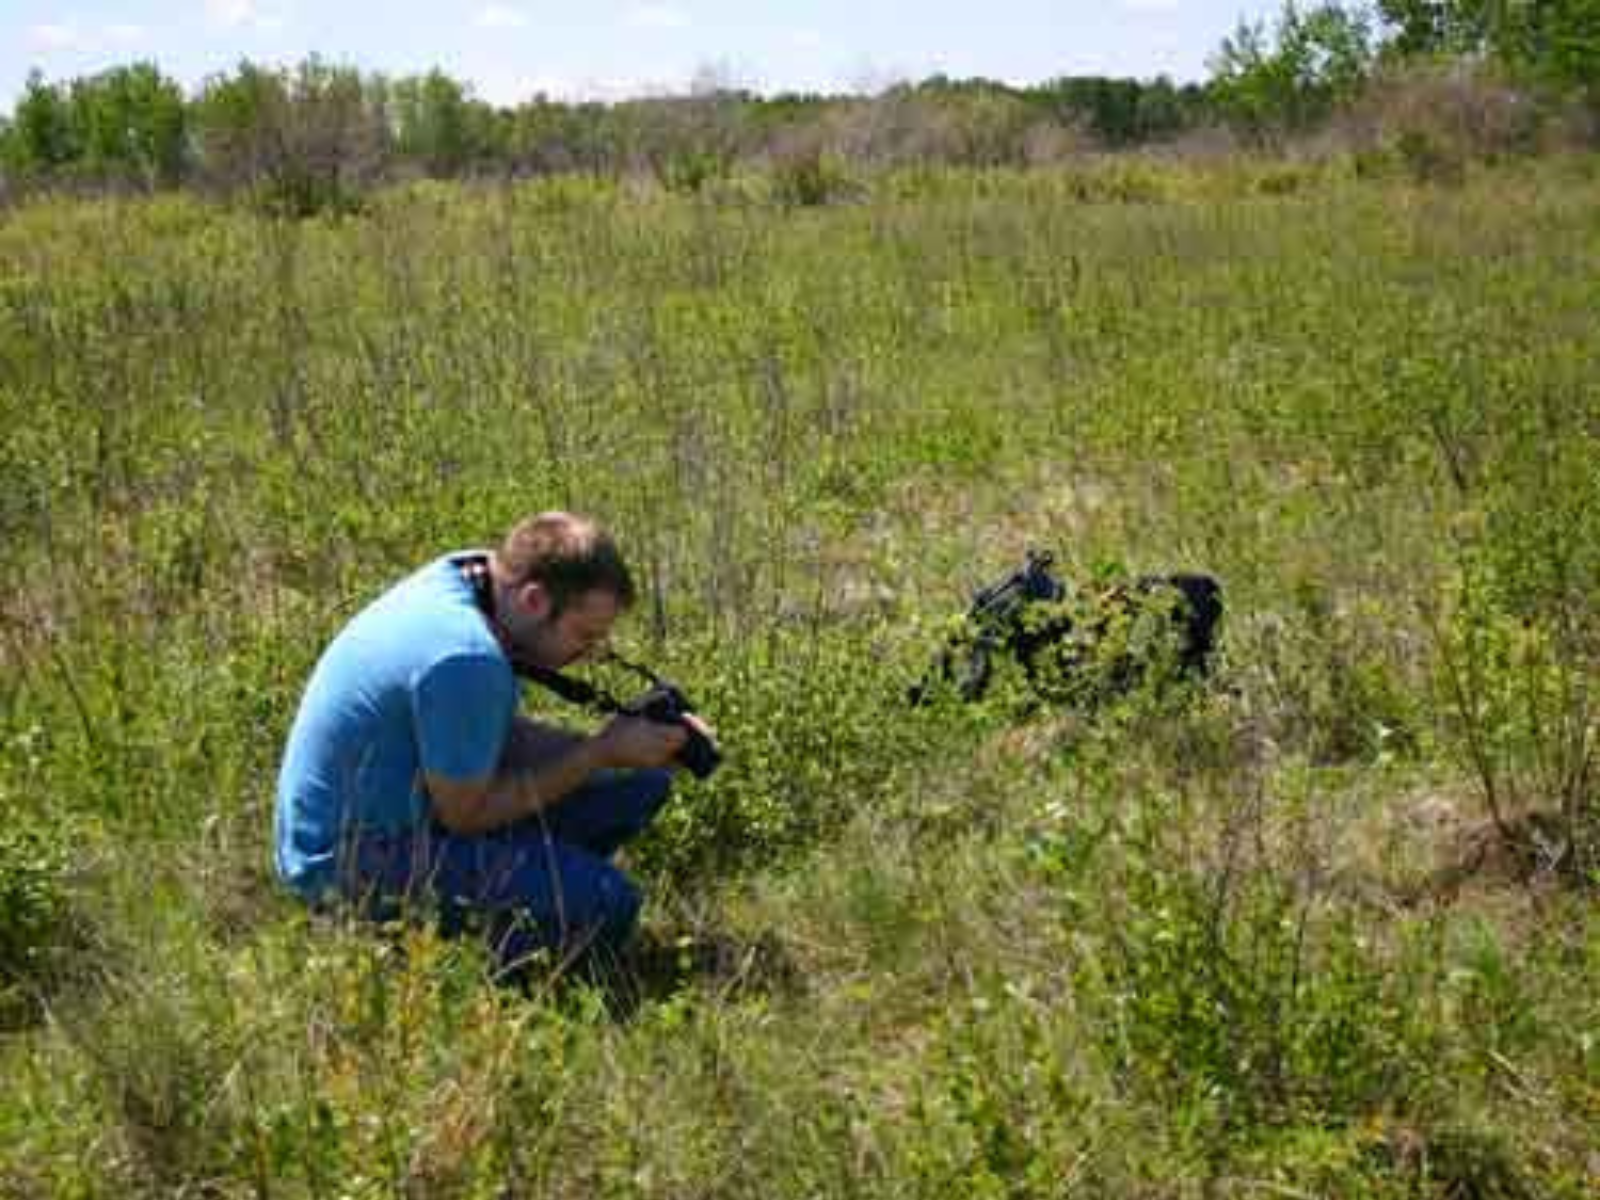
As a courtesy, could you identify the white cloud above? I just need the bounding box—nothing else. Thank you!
[510,70,680,103]
[25,20,149,54]
[205,0,284,30]
[626,4,690,30]
[29,23,85,52]
[206,0,254,24]
[476,4,529,28]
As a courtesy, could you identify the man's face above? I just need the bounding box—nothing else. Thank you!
[512,585,620,670]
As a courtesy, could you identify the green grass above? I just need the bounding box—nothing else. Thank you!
[1,157,1596,1197]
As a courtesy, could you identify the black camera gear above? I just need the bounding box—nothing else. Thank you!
[460,554,721,779]
[911,550,1223,707]
[909,549,1065,703]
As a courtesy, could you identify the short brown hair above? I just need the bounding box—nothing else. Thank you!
[496,512,636,615]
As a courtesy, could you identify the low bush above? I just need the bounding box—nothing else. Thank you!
[0,822,71,1023]
[1340,61,1544,182]
[768,145,861,208]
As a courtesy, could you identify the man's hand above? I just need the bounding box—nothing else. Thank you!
[593,714,688,770]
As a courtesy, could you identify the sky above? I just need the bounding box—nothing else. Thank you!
[2,1,1284,110]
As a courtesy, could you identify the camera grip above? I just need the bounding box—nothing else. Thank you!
[623,684,721,779]
[676,722,721,779]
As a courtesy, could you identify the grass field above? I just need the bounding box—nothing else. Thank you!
[1,155,1596,1197]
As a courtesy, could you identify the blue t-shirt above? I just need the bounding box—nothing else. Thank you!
[274,552,518,899]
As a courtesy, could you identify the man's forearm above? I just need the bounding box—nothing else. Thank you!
[500,735,608,818]
[447,737,608,834]
[428,713,685,836]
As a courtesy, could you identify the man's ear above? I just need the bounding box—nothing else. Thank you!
[515,580,552,620]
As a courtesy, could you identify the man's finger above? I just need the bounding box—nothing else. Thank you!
[681,712,717,740]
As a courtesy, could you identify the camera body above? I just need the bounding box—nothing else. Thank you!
[620,682,722,779]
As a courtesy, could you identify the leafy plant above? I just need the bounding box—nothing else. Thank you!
[0,821,70,1022]
[1429,561,1597,881]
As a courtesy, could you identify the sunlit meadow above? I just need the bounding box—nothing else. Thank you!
[2,154,1596,1197]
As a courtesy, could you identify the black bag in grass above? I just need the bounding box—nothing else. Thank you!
[909,550,1223,707]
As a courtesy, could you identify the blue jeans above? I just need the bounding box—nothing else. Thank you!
[341,768,674,972]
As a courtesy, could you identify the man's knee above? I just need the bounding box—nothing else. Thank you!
[568,867,641,948]
[635,767,674,807]
[609,767,674,848]
[488,866,640,968]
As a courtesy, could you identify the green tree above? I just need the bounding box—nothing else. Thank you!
[191,57,387,214]
[5,70,77,176]
[1496,0,1600,93]
[1376,0,1494,56]
[1210,1,1377,136]
[68,63,188,186]
[1378,0,1599,94]
[393,70,467,174]
[190,58,291,189]
[391,69,506,177]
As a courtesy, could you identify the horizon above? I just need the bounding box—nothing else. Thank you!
[2,1,1283,111]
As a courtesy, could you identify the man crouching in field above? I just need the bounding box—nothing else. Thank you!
[274,511,708,974]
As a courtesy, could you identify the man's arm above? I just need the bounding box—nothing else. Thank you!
[426,716,687,836]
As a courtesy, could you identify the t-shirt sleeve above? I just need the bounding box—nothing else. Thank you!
[411,652,516,783]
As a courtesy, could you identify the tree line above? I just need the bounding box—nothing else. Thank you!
[1,0,1594,211]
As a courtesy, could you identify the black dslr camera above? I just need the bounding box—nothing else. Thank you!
[516,656,721,781]
[523,661,721,781]
[616,679,722,780]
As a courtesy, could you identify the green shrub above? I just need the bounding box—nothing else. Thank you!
[656,147,731,196]
[1430,564,1597,881]
[621,627,973,883]
[0,822,70,1019]
[1243,595,1423,766]
[1397,128,1469,185]
[769,147,859,208]
[1091,855,1435,1125]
